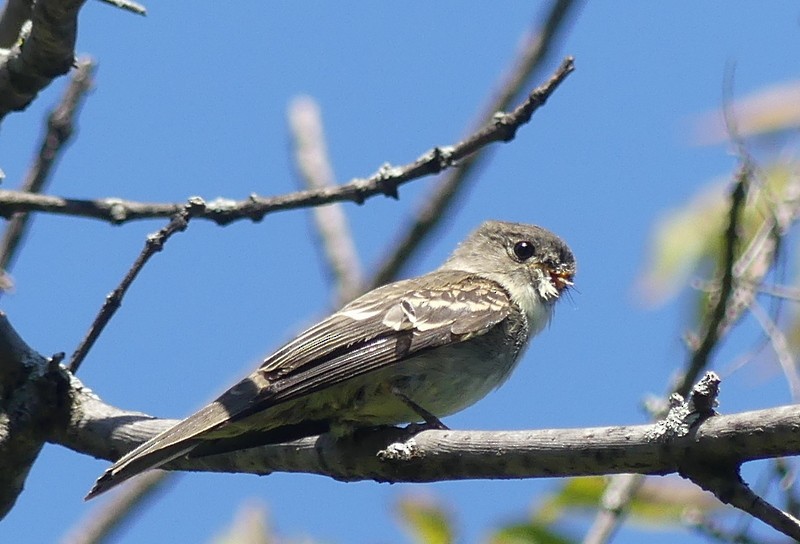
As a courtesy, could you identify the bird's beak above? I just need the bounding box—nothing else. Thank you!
[548,267,574,294]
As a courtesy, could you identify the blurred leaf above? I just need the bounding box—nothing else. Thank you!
[396,495,455,544]
[638,162,798,309]
[488,522,575,544]
[637,180,729,306]
[536,476,721,528]
[211,501,273,544]
[536,477,608,522]
[694,80,800,145]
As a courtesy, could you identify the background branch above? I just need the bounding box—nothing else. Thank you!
[369,0,581,288]
[585,162,754,544]
[288,95,363,305]
[0,57,94,292]
[62,471,170,544]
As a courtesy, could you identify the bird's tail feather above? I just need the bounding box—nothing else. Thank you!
[85,439,198,500]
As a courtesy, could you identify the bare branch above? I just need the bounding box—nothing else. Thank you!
[62,471,171,544]
[749,300,800,400]
[0,57,95,291]
[586,161,754,543]
[684,468,800,541]
[677,162,751,397]
[95,0,146,16]
[288,96,363,304]
[756,282,800,302]
[53,370,800,486]
[67,198,207,374]
[0,314,65,518]
[369,0,581,288]
[0,58,576,227]
[582,473,643,544]
[61,55,574,374]
[0,0,88,119]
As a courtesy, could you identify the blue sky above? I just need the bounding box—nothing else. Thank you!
[2,2,800,543]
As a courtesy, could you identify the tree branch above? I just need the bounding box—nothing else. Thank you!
[369,0,581,288]
[68,197,207,373]
[288,95,363,305]
[0,314,67,518]
[0,0,87,119]
[0,57,575,226]
[52,369,800,486]
[0,57,95,291]
[585,160,754,544]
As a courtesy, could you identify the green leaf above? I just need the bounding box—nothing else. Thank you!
[396,495,455,544]
[536,477,721,528]
[638,161,798,312]
[489,522,575,544]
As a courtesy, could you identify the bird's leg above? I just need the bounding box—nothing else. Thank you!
[391,387,449,430]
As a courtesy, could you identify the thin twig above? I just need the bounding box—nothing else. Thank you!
[685,511,765,544]
[94,0,146,16]
[67,197,207,374]
[678,162,751,396]
[749,300,800,400]
[369,0,581,288]
[62,471,171,544]
[582,473,643,544]
[0,58,95,292]
[774,458,800,519]
[288,96,363,304]
[584,163,752,544]
[683,466,800,541]
[0,58,575,227]
[757,282,800,302]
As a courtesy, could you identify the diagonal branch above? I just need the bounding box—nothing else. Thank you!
[67,197,207,374]
[288,95,363,304]
[677,161,751,396]
[0,57,95,291]
[62,470,170,544]
[584,162,753,544]
[0,57,576,227]
[369,0,582,288]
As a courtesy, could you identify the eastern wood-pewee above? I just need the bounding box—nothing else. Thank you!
[86,220,575,498]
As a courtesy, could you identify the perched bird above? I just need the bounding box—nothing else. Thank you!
[86,220,575,499]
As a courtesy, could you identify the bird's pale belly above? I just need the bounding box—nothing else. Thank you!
[311,327,526,431]
[219,326,530,438]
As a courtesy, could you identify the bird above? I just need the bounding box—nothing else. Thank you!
[86,220,575,499]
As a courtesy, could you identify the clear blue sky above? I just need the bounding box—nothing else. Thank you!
[2,2,799,543]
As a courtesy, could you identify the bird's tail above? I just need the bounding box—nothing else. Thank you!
[85,438,198,500]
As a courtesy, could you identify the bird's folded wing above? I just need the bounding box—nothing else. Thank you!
[230,270,513,414]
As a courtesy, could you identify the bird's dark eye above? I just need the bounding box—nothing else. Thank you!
[513,241,536,261]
